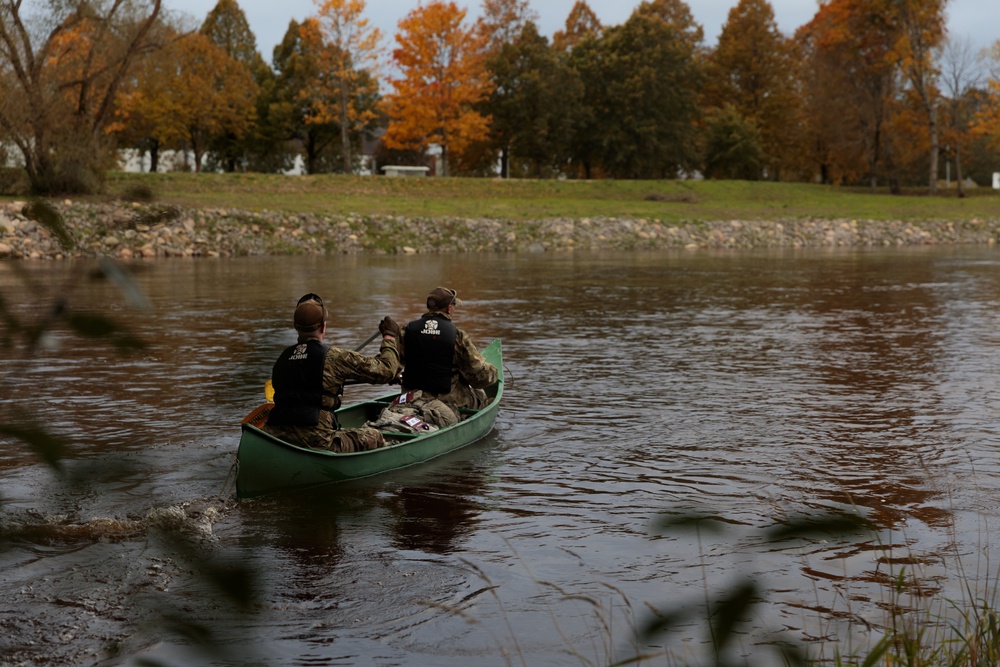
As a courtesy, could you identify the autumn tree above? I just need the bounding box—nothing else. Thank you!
[552,0,603,53]
[117,32,257,172]
[0,0,163,194]
[112,27,187,172]
[484,21,583,177]
[312,0,383,173]
[200,0,269,171]
[938,36,985,196]
[797,0,901,190]
[383,1,493,176]
[972,41,1000,154]
[263,19,341,173]
[703,0,800,180]
[476,0,537,55]
[889,0,947,193]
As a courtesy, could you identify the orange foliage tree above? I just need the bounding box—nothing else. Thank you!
[797,0,901,189]
[116,32,257,172]
[552,0,603,53]
[888,0,947,192]
[703,0,801,180]
[382,0,494,176]
[311,0,383,173]
[110,29,189,173]
[972,42,1000,153]
[201,0,270,172]
[477,0,538,55]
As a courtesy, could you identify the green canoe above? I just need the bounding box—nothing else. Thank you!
[235,338,503,498]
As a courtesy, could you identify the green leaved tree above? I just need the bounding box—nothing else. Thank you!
[200,0,269,172]
[569,3,705,179]
[484,22,584,177]
[703,0,801,180]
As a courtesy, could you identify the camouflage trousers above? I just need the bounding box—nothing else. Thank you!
[329,427,385,453]
[366,390,462,434]
[264,423,385,453]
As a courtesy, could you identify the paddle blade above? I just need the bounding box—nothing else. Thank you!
[264,379,274,402]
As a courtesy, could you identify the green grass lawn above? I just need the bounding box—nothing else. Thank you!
[66,172,1000,223]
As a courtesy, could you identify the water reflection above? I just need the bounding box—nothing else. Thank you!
[240,440,493,567]
[5,249,1000,664]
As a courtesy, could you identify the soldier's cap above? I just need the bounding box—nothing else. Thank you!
[293,293,327,332]
[427,286,462,311]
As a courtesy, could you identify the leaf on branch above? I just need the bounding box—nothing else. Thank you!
[652,511,740,535]
[0,422,68,472]
[96,256,153,310]
[710,580,758,651]
[22,200,75,251]
[66,313,148,351]
[763,511,872,542]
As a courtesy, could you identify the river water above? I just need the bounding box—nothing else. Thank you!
[3,247,1000,666]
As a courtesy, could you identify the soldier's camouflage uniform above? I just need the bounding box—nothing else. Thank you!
[383,313,498,428]
[265,338,400,452]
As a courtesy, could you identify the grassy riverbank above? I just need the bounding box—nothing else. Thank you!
[95,172,1000,223]
[3,173,1000,259]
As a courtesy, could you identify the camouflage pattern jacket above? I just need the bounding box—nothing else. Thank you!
[265,337,400,449]
[399,312,497,410]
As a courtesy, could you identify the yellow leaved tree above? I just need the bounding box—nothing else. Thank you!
[970,43,1000,158]
[115,32,257,172]
[889,0,947,193]
[311,0,384,173]
[382,0,494,176]
[552,0,603,53]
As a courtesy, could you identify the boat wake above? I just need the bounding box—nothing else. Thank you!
[0,497,232,544]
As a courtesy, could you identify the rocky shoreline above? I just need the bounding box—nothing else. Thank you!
[1,201,999,260]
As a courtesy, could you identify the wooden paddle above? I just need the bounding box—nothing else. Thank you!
[263,331,382,400]
[353,330,381,352]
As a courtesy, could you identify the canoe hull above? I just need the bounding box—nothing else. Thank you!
[235,339,502,498]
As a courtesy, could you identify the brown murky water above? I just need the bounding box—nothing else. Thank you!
[3,247,1000,665]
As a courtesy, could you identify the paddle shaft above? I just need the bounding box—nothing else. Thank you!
[345,330,392,385]
[354,330,381,352]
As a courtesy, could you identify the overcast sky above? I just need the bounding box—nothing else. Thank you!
[164,0,998,65]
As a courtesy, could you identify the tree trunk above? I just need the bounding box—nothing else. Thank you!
[306,133,318,175]
[868,124,881,194]
[339,82,352,174]
[192,137,204,173]
[955,146,965,198]
[926,105,939,194]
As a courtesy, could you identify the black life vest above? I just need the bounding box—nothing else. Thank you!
[403,314,457,395]
[267,339,332,427]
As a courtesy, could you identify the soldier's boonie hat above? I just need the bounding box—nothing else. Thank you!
[427,287,462,310]
[294,293,327,331]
